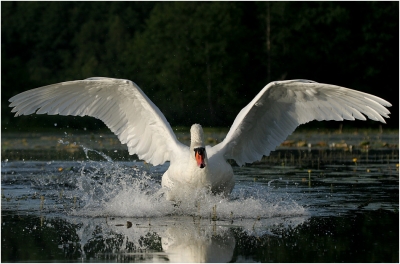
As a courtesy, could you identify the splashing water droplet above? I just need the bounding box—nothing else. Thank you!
[25,144,306,220]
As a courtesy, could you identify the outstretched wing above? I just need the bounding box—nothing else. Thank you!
[9,77,186,165]
[212,79,391,166]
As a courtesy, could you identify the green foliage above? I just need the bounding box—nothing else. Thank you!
[129,2,264,125]
[2,2,398,130]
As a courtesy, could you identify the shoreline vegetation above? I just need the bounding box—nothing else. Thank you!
[2,125,398,135]
[2,128,398,163]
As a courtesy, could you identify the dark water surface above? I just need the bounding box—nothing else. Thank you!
[1,131,399,262]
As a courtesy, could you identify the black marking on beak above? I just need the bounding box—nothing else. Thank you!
[194,147,205,155]
[194,147,206,169]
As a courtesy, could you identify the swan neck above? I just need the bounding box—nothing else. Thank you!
[190,124,205,149]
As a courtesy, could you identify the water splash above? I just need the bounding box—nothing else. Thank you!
[58,139,114,162]
[25,141,306,219]
[69,160,306,219]
[81,146,114,162]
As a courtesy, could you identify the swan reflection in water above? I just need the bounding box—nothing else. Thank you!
[51,215,306,262]
[161,222,235,262]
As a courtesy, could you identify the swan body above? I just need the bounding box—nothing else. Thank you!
[9,78,391,201]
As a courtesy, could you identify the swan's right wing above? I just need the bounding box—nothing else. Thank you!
[9,77,186,165]
[212,80,391,166]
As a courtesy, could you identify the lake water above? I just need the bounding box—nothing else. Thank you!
[1,130,399,262]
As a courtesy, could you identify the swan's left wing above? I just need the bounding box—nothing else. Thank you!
[9,77,186,165]
[212,80,391,166]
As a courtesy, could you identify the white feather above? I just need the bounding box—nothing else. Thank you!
[9,77,185,166]
[214,80,391,166]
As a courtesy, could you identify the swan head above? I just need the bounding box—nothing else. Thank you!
[190,124,206,169]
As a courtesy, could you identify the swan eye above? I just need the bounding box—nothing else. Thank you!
[194,147,205,155]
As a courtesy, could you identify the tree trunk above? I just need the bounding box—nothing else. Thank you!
[205,42,215,123]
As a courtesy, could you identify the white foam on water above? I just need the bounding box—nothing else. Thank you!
[70,158,307,219]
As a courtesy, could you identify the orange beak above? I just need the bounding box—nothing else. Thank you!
[194,147,206,169]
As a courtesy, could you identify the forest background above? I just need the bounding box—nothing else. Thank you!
[2,2,399,132]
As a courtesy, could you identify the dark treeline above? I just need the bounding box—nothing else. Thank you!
[2,2,398,130]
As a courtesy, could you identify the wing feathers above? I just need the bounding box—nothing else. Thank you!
[9,78,185,165]
[214,80,391,166]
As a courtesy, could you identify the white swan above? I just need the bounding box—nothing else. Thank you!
[9,77,391,200]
